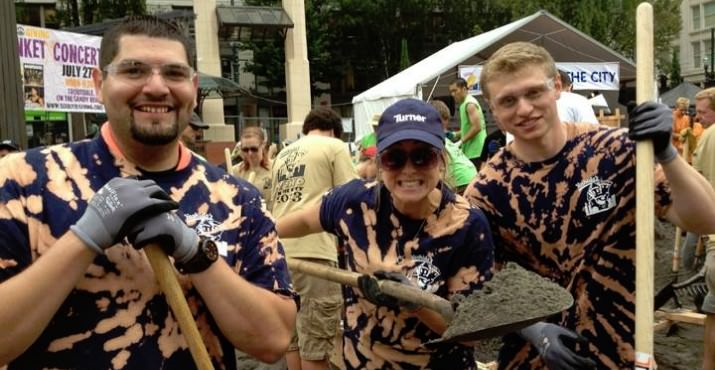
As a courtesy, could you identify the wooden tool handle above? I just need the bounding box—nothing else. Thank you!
[672,143,690,273]
[635,2,656,365]
[224,148,232,173]
[287,259,454,322]
[378,280,454,322]
[288,258,360,286]
[145,244,214,370]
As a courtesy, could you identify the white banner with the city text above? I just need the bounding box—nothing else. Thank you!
[458,62,620,95]
[17,24,104,113]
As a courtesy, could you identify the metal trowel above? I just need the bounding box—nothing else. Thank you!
[287,259,573,343]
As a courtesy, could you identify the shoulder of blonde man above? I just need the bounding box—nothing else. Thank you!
[705,236,715,294]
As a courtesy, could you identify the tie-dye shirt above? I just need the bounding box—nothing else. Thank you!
[319,179,495,370]
[0,127,294,370]
[464,123,672,370]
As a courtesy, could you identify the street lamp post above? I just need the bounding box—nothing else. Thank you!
[705,28,715,87]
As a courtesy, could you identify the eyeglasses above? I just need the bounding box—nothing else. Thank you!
[241,146,260,153]
[103,60,195,86]
[492,78,555,111]
[379,147,441,171]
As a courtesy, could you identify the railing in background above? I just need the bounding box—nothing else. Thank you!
[224,116,288,145]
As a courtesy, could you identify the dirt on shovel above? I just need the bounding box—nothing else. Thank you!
[440,262,574,342]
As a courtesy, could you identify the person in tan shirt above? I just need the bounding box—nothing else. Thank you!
[693,88,715,370]
[270,107,357,370]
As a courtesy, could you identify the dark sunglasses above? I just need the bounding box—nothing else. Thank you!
[379,147,441,171]
[241,146,260,153]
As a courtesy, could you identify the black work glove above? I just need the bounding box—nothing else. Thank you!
[357,270,420,311]
[127,212,200,264]
[628,102,678,163]
[71,177,178,254]
[519,322,596,370]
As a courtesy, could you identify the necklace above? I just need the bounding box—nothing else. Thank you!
[395,216,428,265]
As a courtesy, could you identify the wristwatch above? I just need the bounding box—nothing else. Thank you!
[175,237,219,274]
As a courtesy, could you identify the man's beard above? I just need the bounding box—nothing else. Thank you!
[130,118,180,146]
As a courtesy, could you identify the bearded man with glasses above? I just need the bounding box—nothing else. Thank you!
[0,16,297,369]
[464,41,715,370]
[275,99,495,370]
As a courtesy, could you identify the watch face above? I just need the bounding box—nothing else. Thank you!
[202,240,219,261]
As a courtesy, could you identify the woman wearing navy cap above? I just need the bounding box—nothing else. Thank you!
[277,98,495,370]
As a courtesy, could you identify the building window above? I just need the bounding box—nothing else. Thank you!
[694,5,702,31]
[694,41,702,69]
[706,3,715,28]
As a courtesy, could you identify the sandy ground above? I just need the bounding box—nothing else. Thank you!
[653,220,704,370]
[236,220,705,369]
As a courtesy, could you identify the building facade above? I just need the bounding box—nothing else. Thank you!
[675,0,715,85]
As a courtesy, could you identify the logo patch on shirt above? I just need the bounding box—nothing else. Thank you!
[406,255,441,294]
[577,176,617,216]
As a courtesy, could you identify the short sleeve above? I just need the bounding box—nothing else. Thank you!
[654,165,673,219]
[319,179,364,234]
[447,208,495,296]
[235,202,295,298]
[0,157,32,282]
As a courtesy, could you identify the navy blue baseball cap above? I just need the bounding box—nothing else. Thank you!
[376,99,444,153]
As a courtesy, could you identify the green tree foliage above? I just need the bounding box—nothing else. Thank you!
[243,0,681,94]
[668,49,682,88]
[56,0,146,27]
[399,38,411,71]
[498,0,680,74]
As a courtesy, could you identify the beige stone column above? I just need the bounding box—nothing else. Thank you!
[193,0,234,141]
[281,0,311,141]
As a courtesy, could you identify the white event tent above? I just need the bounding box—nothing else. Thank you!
[351,10,637,140]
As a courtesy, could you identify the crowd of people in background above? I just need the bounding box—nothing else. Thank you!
[4,14,715,370]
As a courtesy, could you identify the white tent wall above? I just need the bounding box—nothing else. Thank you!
[352,10,638,139]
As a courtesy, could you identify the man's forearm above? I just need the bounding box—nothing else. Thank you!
[663,156,715,234]
[461,126,480,143]
[192,260,296,363]
[0,232,95,364]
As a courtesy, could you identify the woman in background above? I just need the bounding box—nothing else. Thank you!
[231,126,273,207]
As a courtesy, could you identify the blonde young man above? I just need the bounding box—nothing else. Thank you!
[270,106,358,370]
[693,87,715,370]
[464,41,715,369]
[0,16,296,369]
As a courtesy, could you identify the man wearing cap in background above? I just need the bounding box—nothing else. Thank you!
[0,140,20,159]
[356,113,380,154]
[354,114,380,181]
[180,112,209,151]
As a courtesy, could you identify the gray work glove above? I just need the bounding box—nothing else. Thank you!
[357,270,420,311]
[71,178,178,254]
[127,212,199,264]
[519,322,596,370]
[628,102,678,163]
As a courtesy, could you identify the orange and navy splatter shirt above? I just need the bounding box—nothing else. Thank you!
[464,123,672,370]
[0,126,294,370]
[319,179,495,370]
